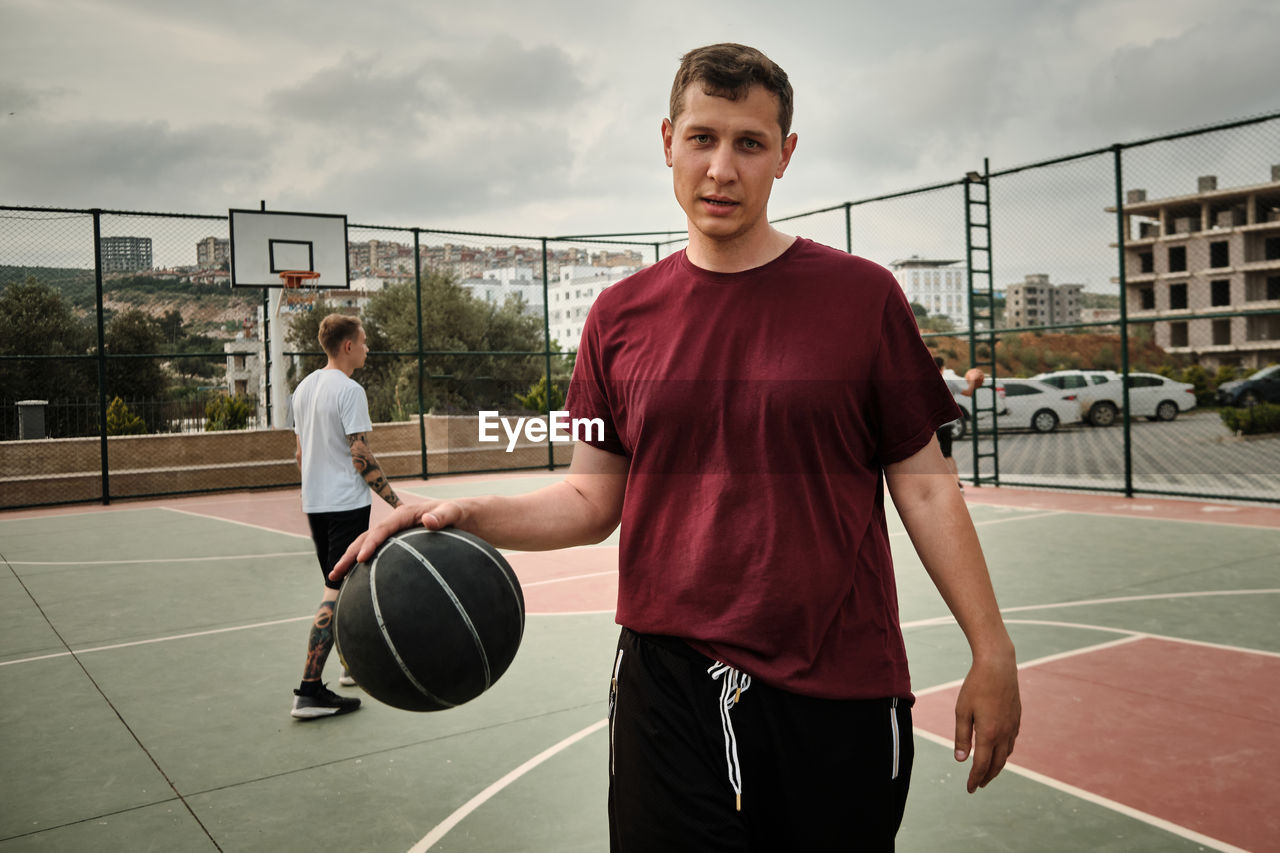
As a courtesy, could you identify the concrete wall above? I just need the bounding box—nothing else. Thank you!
[0,415,574,508]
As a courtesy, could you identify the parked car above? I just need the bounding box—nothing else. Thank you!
[1032,369,1124,426]
[943,377,1006,439]
[1124,372,1197,421]
[1216,364,1280,407]
[966,379,1082,433]
[1001,379,1084,432]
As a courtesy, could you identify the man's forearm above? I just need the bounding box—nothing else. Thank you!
[348,432,401,508]
[903,487,1011,655]
[883,437,1011,657]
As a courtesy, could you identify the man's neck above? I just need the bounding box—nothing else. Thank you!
[323,358,354,378]
[684,225,796,274]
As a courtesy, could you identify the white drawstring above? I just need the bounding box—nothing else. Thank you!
[707,661,751,811]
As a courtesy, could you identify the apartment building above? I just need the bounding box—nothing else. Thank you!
[99,236,153,273]
[888,256,968,328]
[466,266,546,316]
[1004,274,1084,329]
[196,236,229,270]
[223,336,261,400]
[1111,166,1280,369]
[548,264,638,347]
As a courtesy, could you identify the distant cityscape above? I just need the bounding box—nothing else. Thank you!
[97,162,1280,405]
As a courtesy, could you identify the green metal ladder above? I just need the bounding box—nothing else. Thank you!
[964,161,1000,487]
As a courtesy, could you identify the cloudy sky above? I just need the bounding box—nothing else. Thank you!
[3,0,1278,249]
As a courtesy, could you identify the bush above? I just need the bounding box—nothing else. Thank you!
[516,374,566,414]
[106,397,146,435]
[205,394,256,431]
[1220,403,1280,435]
[1179,364,1213,406]
[1214,365,1239,389]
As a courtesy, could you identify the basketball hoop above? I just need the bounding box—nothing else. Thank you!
[277,269,321,315]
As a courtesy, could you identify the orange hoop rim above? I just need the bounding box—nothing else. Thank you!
[278,269,322,289]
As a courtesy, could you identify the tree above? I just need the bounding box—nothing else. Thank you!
[205,394,256,431]
[0,278,95,438]
[105,308,168,429]
[285,272,548,420]
[106,396,146,435]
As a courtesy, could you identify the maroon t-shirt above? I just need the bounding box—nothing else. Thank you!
[566,238,960,699]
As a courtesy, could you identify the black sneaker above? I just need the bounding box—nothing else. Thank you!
[291,683,361,719]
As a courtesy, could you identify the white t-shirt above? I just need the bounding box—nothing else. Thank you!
[292,369,374,514]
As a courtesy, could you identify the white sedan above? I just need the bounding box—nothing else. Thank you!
[975,378,1083,433]
[1125,372,1198,421]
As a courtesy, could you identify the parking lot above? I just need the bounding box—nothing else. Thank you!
[952,409,1280,501]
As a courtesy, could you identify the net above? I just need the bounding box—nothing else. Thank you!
[277,269,321,315]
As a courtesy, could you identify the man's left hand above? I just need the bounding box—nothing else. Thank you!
[952,653,1021,793]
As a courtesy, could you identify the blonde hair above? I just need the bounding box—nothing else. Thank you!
[317,314,362,357]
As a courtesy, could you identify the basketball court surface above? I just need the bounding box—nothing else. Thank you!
[2,473,1277,852]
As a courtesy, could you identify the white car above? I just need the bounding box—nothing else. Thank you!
[943,377,1007,439]
[1124,372,1197,421]
[989,379,1084,433]
[1032,369,1124,426]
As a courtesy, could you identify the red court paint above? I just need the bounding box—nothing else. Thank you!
[506,548,619,614]
[912,637,1280,851]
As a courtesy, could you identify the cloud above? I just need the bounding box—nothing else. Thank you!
[266,55,439,137]
[1080,6,1280,134]
[266,37,586,137]
[0,118,272,211]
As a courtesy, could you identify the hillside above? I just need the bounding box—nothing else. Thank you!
[2,266,259,336]
[929,330,1176,377]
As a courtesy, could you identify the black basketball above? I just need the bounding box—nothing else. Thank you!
[333,528,525,712]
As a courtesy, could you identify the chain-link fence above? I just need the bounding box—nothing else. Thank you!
[3,112,1278,509]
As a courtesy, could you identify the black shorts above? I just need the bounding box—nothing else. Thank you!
[306,505,371,590]
[607,628,913,852]
[936,424,954,458]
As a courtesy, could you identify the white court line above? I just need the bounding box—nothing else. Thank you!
[903,588,1280,635]
[890,509,1065,537]
[1002,617,1280,660]
[913,635,1144,698]
[407,719,608,853]
[7,551,311,566]
[1001,587,1280,614]
[522,569,615,588]
[911,728,1250,853]
[0,615,312,668]
[161,506,312,540]
[528,609,615,617]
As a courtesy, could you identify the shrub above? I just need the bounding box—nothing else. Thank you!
[516,374,566,414]
[1179,364,1213,406]
[205,394,256,431]
[106,397,146,435]
[1220,403,1280,435]
[1214,365,1239,389]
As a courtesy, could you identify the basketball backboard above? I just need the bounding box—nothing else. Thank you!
[229,209,349,289]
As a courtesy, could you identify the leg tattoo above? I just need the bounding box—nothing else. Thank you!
[303,601,336,681]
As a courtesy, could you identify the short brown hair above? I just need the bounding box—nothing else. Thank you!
[317,313,362,356]
[669,43,794,138]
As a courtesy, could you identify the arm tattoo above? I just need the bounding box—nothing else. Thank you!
[348,432,402,508]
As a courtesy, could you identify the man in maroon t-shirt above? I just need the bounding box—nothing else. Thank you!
[334,42,1021,851]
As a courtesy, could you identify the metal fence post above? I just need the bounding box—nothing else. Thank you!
[541,237,555,470]
[844,203,852,254]
[1113,144,1134,498]
[414,228,428,479]
[91,209,110,505]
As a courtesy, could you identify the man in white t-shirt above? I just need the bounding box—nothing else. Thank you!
[289,314,403,719]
